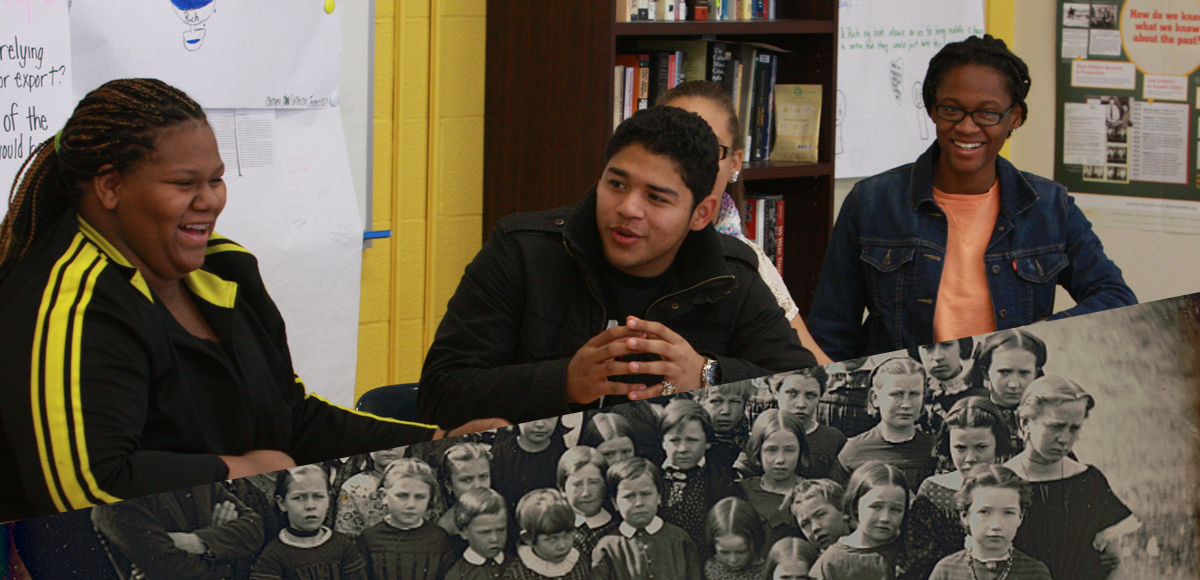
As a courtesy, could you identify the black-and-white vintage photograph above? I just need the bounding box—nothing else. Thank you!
[1089,4,1119,29]
[1062,3,1092,27]
[1107,144,1127,164]
[5,295,1199,580]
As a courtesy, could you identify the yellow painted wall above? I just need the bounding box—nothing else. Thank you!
[987,0,1015,158]
[355,0,485,400]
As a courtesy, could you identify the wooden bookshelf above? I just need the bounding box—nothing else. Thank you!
[484,1,838,312]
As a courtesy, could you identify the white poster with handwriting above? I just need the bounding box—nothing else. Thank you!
[0,0,73,220]
[69,0,341,110]
[213,107,363,406]
[835,0,985,178]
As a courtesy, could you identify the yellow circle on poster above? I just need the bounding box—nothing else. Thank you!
[1120,0,1200,76]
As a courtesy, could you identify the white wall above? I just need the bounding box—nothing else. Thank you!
[829,0,1199,310]
[340,1,372,226]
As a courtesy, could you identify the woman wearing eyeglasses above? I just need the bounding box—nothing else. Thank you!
[809,35,1135,361]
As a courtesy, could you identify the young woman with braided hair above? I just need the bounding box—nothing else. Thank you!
[0,79,504,522]
[809,35,1136,361]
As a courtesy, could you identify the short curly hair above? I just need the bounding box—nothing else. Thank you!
[604,105,720,210]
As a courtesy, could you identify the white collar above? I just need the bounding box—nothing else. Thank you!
[517,545,579,577]
[463,547,506,566]
[663,456,705,470]
[278,526,332,548]
[575,509,613,529]
[618,516,664,538]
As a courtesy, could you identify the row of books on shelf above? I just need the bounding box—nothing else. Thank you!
[613,40,779,162]
[613,40,821,164]
[744,194,784,275]
[617,0,777,21]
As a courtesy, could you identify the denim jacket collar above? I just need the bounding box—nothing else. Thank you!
[909,142,1040,220]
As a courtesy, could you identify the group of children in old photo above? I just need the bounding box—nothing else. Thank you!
[76,328,1138,580]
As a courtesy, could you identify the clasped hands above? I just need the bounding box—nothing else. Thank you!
[566,316,706,404]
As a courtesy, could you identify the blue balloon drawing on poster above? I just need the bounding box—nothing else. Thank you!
[171,0,215,51]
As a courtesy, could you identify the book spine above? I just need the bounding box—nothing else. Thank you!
[763,54,777,160]
[667,53,678,89]
[676,50,687,83]
[677,0,687,20]
[743,198,758,243]
[637,0,649,21]
[718,44,736,96]
[755,198,766,248]
[751,52,771,161]
[740,49,756,163]
[651,52,671,103]
[637,54,651,110]
[773,197,784,274]
[753,0,763,19]
[614,66,625,130]
[691,0,708,20]
[763,197,776,265]
[708,41,728,83]
[624,67,635,119]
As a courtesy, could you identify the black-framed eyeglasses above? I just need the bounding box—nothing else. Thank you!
[718,145,731,160]
[934,105,1014,126]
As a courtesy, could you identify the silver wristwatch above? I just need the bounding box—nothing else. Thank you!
[700,357,721,389]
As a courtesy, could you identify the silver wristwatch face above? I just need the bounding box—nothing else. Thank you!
[702,358,719,387]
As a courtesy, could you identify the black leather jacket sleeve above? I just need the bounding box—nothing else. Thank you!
[418,225,574,428]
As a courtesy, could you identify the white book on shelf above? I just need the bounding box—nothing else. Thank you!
[623,67,635,120]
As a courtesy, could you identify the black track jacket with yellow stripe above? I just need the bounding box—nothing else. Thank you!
[0,212,435,522]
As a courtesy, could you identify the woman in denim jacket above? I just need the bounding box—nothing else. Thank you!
[809,36,1135,361]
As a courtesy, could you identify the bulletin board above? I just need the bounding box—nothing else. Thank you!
[1054,0,1200,233]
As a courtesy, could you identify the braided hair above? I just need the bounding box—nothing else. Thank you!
[921,34,1032,121]
[0,78,206,282]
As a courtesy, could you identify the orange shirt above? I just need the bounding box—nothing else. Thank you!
[932,181,1001,342]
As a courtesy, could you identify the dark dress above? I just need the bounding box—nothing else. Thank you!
[573,511,621,563]
[734,478,800,550]
[829,426,937,489]
[248,529,368,580]
[1012,466,1133,580]
[490,435,568,515]
[444,551,510,580]
[811,538,901,580]
[703,557,766,580]
[500,547,590,580]
[357,519,453,580]
[928,549,1052,580]
[660,459,734,545]
[591,520,703,580]
[899,476,963,580]
[805,424,849,480]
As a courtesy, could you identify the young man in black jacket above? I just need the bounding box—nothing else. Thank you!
[419,106,815,428]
